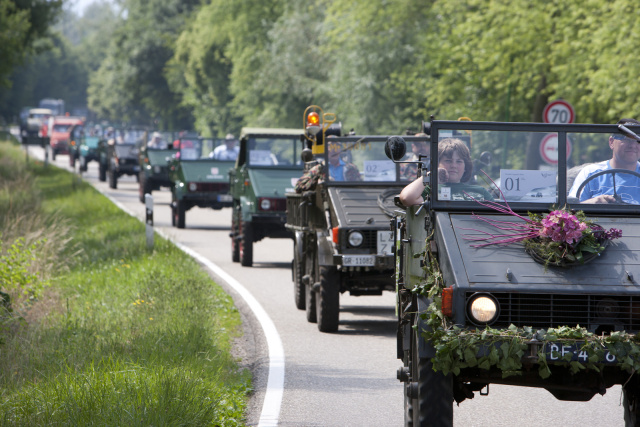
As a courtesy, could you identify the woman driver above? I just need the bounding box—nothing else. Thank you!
[399,138,492,206]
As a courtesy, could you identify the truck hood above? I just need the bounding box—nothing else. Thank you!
[328,186,404,228]
[247,168,302,197]
[442,213,640,290]
[181,160,234,183]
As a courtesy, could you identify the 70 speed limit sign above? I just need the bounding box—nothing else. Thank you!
[543,99,575,124]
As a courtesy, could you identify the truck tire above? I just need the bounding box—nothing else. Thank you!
[624,383,640,427]
[108,165,117,189]
[410,327,453,426]
[240,221,253,267]
[304,248,317,322]
[80,156,88,172]
[174,199,186,229]
[231,211,240,263]
[293,240,305,310]
[99,163,107,182]
[69,154,75,168]
[316,266,340,332]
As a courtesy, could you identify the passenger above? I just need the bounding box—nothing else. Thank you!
[148,132,168,149]
[399,137,493,206]
[211,134,239,160]
[400,133,430,180]
[568,118,640,204]
[328,140,360,181]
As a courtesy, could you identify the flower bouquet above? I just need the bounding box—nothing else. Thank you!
[463,188,622,268]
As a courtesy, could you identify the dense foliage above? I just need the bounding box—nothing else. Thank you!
[2,0,640,136]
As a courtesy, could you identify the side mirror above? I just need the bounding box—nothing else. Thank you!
[301,147,314,163]
[384,136,407,161]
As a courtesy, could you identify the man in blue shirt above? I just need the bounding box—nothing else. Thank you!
[569,118,640,204]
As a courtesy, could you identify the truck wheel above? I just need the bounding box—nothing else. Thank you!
[624,384,640,426]
[80,156,88,172]
[316,266,340,332]
[231,211,240,263]
[293,242,305,310]
[174,199,186,229]
[69,154,75,168]
[108,167,117,189]
[410,328,453,426]
[99,163,107,182]
[240,221,253,267]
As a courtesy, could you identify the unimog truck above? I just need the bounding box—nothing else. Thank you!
[285,106,429,332]
[385,119,640,426]
[229,127,304,267]
[169,136,234,228]
[138,131,179,203]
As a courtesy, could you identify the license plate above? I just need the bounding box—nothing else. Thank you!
[377,230,394,255]
[218,194,232,202]
[545,342,617,364]
[342,255,375,266]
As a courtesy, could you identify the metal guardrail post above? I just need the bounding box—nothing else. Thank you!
[145,193,154,248]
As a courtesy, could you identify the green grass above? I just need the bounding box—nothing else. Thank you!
[0,142,250,426]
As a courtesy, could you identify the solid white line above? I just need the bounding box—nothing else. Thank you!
[104,193,286,426]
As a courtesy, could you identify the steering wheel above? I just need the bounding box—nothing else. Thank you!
[575,168,640,203]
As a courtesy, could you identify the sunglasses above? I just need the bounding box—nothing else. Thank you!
[612,135,637,144]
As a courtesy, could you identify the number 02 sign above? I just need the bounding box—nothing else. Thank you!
[543,99,575,124]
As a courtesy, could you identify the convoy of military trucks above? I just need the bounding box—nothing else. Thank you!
[21,105,640,426]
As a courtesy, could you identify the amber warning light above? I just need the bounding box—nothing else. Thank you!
[306,112,321,135]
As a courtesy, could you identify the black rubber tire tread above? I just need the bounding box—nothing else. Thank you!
[108,165,117,189]
[175,199,185,229]
[403,348,414,427]
[413,329,453,426]
[139,174,152,203]
[305,249,317,323]
[99,163,106,182]
[293,241,305,310]
[240,221,253,267]
[316,266,340,332]
[624,385,640,427]
[231,210,240,263]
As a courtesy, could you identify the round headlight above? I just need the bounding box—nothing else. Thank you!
[468,295,498,324]
[261,199,271,210]
[189,182,197,192]
[348,231,364,247]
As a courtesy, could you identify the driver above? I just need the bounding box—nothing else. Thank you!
[568,118,640,204]
[399,137,493,206]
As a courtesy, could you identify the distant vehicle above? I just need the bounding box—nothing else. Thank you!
[38,98,65,116]
[68,124,103,171]
[229,127,305,266]
[168,136,234,228]
[49,116,84,160]
[103,128,143,188]
[138,131,179,203]
[20,108,52,146]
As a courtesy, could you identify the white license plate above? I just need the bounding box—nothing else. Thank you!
[545,342,617,364]
[377,230,394,255]
[218,194,232,202]
[342,255,375,266]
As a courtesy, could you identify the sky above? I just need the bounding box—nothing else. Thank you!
[69,0,111,15]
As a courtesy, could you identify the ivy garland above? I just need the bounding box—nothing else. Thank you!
[413,236,640,379]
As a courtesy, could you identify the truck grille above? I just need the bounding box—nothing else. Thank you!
[468,292,640,332]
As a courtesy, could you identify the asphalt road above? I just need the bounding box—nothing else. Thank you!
[26,144,626,427]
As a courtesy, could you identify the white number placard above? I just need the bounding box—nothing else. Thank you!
[363,160,396,181]
[500,169,557,202]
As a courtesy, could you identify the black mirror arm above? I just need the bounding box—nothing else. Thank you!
[618,124,640,142]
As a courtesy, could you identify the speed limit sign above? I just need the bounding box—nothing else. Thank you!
[543,99,575,124]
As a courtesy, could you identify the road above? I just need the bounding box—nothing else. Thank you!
[28,144,625,426]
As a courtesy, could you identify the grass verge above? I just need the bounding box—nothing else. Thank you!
[0,142,250,426]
